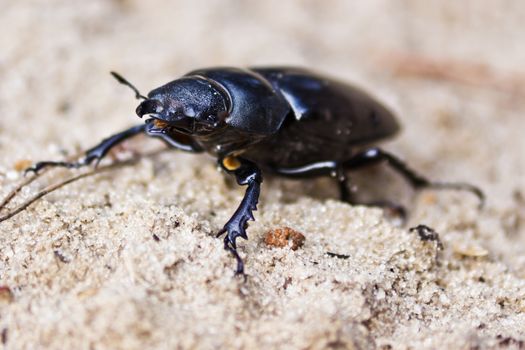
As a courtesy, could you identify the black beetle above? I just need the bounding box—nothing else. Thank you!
[28,67,483,274]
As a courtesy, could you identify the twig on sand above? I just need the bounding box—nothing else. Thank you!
[0,151,86,211]
[0,171,44,211]
[0,149,164,223]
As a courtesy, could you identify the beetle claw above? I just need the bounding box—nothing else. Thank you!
[216,227,226,238]
[217,211,253,276]
[23,160,84,174]
[86,155,102,169]
[23,151,101,175]
[222,233,245,276]
[24,164,40,175]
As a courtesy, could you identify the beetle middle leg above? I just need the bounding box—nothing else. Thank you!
[336,166,406,217]
[217,156,262,275]
[271,159,361,201]
[272,160,406,215]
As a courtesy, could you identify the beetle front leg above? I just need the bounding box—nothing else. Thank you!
[217,156,262,275]
[26,124,147,173]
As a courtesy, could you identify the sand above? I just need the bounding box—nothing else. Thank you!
[1,1,524,349]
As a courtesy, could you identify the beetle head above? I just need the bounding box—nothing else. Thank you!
[137,77,229,136]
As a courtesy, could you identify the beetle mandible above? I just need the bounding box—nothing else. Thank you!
[27,67,483,275]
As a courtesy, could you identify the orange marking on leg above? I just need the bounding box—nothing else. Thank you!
[222,156,241,171]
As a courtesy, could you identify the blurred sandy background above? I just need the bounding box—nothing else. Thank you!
[1,1,524,349]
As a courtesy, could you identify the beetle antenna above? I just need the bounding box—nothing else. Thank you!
[110,71,148,100]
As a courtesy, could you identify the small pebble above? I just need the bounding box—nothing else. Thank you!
[264,227,305,250]
[0,286,14,304]
[13,159,32,172]
[453,244,489,257]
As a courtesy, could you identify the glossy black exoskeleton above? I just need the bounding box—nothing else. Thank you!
[27,67,483,275]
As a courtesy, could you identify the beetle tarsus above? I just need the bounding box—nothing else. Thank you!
[223,236,246,276]
[24,160,85,175]
[217,157,262,274]
[216,184,258,274]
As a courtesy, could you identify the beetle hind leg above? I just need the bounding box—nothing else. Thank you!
[273,161,407,217]
[271,146,484,213]
[340,148,485,207]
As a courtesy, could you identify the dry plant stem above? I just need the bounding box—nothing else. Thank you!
[0,148,165,223]
[0,151,86,211]
[0,172,44,211]
[0,171,101,222]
